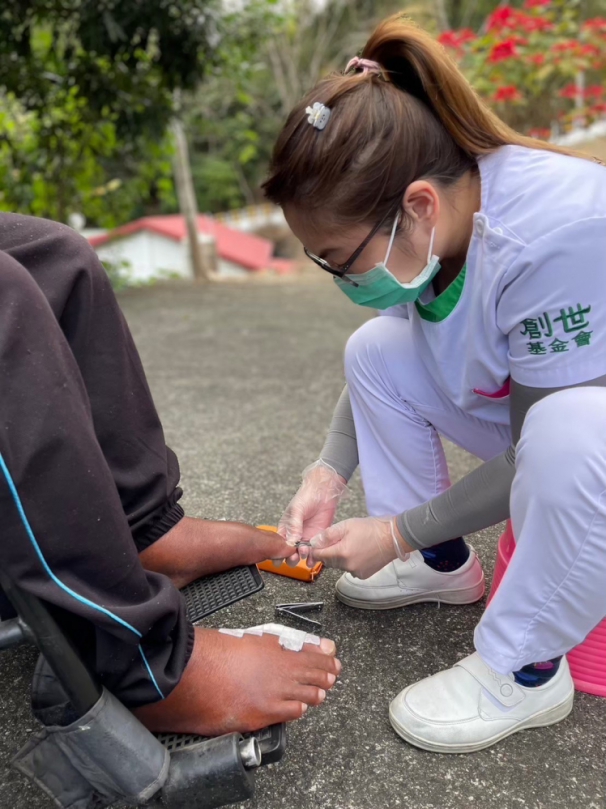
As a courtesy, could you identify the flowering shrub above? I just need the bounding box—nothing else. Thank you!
[437,0,606,136]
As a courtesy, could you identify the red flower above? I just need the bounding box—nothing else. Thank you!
[487,6,518,31]
[493,85,523,102]
[589,102,606,114]
[438,31,460,48]
[580,44,600,57]
[522,16,554,32]
[487,6,553,33]
[582,18,606,33]
[524,0,550,6]
[557,85,604,103]
[552,41,580,53]
[489,40,520,62]
[457,28,477,43]
[438,28,476,49]
[559,84,579,99]
[530,53,546,65]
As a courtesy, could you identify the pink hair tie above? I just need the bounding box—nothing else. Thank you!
[345,56,385,78]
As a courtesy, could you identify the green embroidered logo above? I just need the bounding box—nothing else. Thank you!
[520,305,592,354]
[527,342,547,355]
[549,338,569,353]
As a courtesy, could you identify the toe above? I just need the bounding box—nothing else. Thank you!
[282,701,308,721]
[299,650,341,676]
[296,686,327,706]
[318,638,336,655]
[298,668,337,690]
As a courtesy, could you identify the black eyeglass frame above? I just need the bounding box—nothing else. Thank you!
[303,199,402,287]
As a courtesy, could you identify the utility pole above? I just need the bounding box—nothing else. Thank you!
[171,115,212,282]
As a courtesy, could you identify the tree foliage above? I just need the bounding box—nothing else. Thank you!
[1,0,605,225]
[186,0,408,212]
[0,0,218,223]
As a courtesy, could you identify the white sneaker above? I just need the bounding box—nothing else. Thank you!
[335,546,485,610]
[389,652,574,753]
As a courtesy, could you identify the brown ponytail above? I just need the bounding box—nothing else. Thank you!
[263,14,589,229]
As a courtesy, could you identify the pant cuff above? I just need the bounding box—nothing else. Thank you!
[473,627,517,675]
[134,500,185,553]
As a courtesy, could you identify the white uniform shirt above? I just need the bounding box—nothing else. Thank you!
[385,145,606,425]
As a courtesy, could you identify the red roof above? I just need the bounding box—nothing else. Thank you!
[88,215,274,272]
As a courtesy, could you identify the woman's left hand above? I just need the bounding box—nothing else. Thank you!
[307,516,414,580]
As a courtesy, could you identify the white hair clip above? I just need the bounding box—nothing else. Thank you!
[305,102,331,131]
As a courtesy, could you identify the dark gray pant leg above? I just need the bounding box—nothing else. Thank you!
[0,214,182,550]
[0,247,192,707]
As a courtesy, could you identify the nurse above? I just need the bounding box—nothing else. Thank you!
[263,14,606,753]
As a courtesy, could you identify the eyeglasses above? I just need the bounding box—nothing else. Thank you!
[304,199,402,287]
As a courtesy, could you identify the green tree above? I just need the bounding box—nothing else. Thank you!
[185,0,408,213]
[0,0,218,223]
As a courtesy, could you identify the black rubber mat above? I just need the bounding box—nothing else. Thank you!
[180,564,264,624]
[156,724,287,765]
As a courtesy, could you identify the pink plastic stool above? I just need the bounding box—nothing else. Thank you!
[488,521,606,697]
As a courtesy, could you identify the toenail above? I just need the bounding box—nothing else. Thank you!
[327,673,336,686]
[318,689,326,702]
[301,703,308,714]
[335,658,342,674]
[320,639,336,654]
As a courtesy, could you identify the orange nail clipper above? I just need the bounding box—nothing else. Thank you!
[256,526,323,582]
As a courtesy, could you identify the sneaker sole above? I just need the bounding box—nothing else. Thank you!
[388,689,574,754]
[335,578,485,611]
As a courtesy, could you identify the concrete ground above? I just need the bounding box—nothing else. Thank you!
[0,278,604,809]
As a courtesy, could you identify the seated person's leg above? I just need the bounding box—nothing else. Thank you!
[0,587,17,619]
[0,238,339,735]
[135,626,340,735]
[0,213,289,585]
[0,248,188,709]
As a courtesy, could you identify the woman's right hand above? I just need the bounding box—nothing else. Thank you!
[278,461,348,565]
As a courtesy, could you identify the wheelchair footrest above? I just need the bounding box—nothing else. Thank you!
[180,565,264,624]
[156,722,286,767]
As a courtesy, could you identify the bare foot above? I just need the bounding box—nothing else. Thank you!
[134,626,341,735]
[140,518,292,588]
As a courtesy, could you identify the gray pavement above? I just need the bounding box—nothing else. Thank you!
[0,278,604,809]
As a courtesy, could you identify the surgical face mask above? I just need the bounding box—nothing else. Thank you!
[334,216,441,310]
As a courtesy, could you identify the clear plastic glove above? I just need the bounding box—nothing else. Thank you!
[277,460,348,565]
[307,516,412,580]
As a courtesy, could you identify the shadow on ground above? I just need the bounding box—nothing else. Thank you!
[0,279,603,809]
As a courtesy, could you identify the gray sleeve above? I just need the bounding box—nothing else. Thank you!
[396,445,516,551]
[319,385,359,482]
[397,375,606,550]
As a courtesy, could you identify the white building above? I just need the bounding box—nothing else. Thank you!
[88,214,294,282]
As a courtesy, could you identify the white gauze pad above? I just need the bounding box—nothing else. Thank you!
[219,623,320,651]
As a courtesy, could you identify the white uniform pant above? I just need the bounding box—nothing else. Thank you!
[345,315,606,674]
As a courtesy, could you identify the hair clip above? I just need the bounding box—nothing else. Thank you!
[305,102,331,131]
[345,56,386,79]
